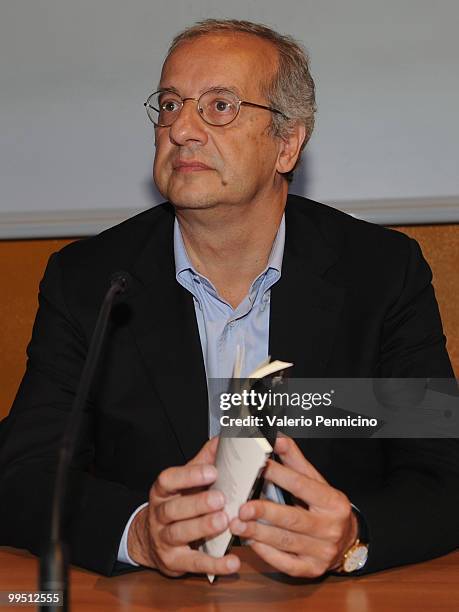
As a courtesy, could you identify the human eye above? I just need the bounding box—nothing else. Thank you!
[160,96,181,113]
[210,95,235,113]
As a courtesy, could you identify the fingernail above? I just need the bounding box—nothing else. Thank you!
[208,490,224,510]
[240,505,254,520]
[232,519,246,534]
[276,436,288,450]
[202,465,217,482]
[213,512,228,530]
[226,557,239,572]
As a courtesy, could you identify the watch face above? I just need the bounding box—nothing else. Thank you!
[343,544,369,573]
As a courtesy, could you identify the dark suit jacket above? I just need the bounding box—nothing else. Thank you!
[1,195,458,576]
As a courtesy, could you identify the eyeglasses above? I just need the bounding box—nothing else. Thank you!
[144,88,288,127]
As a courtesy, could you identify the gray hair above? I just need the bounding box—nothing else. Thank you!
[166,19,317,181]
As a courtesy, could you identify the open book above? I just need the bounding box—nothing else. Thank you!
[201,352,293,582]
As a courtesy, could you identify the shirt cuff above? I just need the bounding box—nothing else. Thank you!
[117,502,149,566]
[350,502,370,544]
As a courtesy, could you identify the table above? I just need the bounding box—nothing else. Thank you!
[1,547,458,611]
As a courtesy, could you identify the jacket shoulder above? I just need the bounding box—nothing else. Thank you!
[57,202,174,268]
[286,194,414,256]
[39,203,175,314]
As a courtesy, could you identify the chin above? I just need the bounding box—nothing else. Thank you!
[169,197,220,210]
[155,173,219,208]
[164,185,222,210]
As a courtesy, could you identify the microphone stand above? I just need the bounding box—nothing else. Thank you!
[39,273,129,611]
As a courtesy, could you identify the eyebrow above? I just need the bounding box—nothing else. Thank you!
[156,84,244,98]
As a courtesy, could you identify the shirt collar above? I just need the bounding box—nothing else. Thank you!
[174,218,193,277]
[174,213,285,278]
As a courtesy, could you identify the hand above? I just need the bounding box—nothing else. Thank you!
[127,436,240,577]
[229,435,358,578]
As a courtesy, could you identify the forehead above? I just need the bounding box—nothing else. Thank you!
[160,33,278,96]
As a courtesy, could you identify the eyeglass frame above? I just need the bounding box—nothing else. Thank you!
[144,88,289,127]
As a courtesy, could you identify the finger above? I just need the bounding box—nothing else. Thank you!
[160,510,229,546]
[238,499,324,537]
[274,436,327,483]
[189,436,220,466]
[156,489,225,524]
[248,541,327,578]
[152,463,217,500]
[171,549,240,576]
[230,518,336,559]
[263,460,344,510]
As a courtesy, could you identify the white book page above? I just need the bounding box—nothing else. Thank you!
[202,352,292,582]
[247,359,293,380]
[202,436,272,583]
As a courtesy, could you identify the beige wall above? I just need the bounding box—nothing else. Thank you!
[1,238,74,419]
[1,225,458,419]
[395,225,458,378]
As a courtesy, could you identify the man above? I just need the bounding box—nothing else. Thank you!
[0,20,457,580]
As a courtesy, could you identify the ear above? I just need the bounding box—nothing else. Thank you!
[275,122,307,175]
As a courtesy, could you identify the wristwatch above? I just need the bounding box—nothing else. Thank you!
[339,539,369,573]
[338,505,369,573]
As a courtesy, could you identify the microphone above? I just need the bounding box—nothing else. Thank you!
[39,272,130,611]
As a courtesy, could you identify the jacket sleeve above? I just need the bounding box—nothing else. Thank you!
[353,237,459,574]
[0,252,147,575]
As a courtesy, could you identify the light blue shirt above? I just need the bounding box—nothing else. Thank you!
[118,214,285,565]
[174,215,285,436]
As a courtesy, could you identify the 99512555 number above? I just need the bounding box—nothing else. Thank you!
[0,591,62,606]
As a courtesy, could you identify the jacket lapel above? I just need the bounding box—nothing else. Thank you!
[127,205,208,463]
[269,197,346,377]
[269,197,346,474]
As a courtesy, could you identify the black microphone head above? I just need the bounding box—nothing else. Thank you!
[110,271,131,295]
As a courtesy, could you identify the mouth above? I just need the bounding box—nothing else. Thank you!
[173,161,213,173]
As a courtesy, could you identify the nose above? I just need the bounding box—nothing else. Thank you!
[168,98,209,147]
